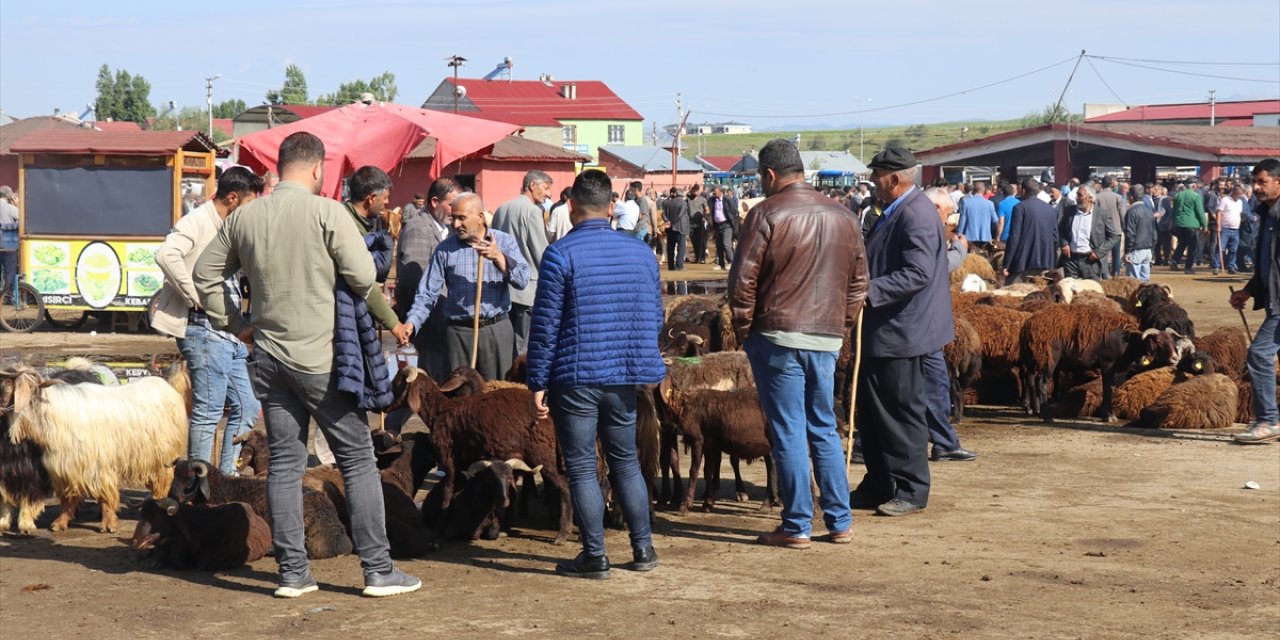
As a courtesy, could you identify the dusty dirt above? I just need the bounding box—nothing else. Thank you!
[2,270,1279,639]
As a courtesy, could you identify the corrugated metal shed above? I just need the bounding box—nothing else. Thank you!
[9,129,217,155]
[599,145,702,172]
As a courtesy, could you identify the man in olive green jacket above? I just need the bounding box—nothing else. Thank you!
[1170,181,1207,274]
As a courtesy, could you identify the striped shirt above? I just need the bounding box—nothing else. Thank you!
[405,228,530,329]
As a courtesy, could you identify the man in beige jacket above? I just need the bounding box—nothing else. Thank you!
[152,166,263,473]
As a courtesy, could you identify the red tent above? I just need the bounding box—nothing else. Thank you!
[236,103,521,198]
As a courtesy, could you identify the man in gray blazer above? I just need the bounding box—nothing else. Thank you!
[850,148,953,518]
[1057,188,1120,281]
[493,170,553,359]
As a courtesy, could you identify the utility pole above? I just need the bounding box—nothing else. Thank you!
[446,55,467,112]
[672,93,689,190]
[205,74,221,139]
[854,97,870,161]
[1209,89,1217,126]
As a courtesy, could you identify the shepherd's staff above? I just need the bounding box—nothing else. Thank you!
[844,308,865,469]
[471,244,487,369]
[1229,285,1252,335]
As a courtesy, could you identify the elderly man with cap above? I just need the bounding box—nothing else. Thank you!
[850,147,952,517]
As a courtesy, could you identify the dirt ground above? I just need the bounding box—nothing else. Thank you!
[2,270,1279,639]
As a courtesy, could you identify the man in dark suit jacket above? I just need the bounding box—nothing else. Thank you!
[1002,178,1060,284]
[661,187,690,270]
[1057,187,1120,281]
[851,148,953,517]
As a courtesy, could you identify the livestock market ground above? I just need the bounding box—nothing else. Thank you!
[2,269,1279,639]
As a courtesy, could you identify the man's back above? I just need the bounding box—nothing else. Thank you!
[1095,190,1124,225]
[1173,189,1206,228]
[1125,202,1156,250]
[493,195,548,307]
[197,181,376,375]
[958,196,996,241]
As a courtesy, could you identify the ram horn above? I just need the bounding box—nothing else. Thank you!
[1140,328,1161,339]
[405,367,420,383]
[505,458,542,475]
[687,335,704,345]
[191,460,210,479]
[462,460,493,479]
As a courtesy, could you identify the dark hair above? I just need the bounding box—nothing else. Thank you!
[570,169,613,215]
[1003,183,1018,197]
[215,166,266,200]
[428,176,461,204]
[629,180,644,193]
[1020,177,1041,196]
[757,139,804,177]
[1101,176,1115,189]
[277,132,325,172]
[931,177,949,188]
[1253,158,1280,177]
[348,165,392,202]
[1128,183,1146,201]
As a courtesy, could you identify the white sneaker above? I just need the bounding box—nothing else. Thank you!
[273,575,318,598]
[363,568,422,598]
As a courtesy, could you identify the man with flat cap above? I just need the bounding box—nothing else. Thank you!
[851,147,952,517]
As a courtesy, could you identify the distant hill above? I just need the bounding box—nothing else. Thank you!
[684,119,1025,161]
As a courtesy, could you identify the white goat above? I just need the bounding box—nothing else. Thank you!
[8,369,187,533]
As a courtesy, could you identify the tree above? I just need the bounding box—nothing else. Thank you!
[806,134,826,151]
[1022,103,1075,128]
[150,106,231,143]
[212,99,246,119]
[316,71,399,106]
[94,64,155,123]
[266,64,309,104]
[905,124,929,141]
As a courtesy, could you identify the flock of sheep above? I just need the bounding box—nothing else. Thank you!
[0,268,1262,571]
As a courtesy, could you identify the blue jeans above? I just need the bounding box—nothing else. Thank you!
[1211,229,1240,271]
[550,385,652,558]
[744,334,851,537]
[922,351,960,451]
[251,350,391,581]
[1247,313,1280,425]
[176,324,259,473]
[1125,249,1153,281]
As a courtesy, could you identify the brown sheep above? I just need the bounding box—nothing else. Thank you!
[389,367,574,545]
[1112,367,1178,420]
[1052,378,1103,418]
[1020,305,1141,422]
[1071,291,1125,314]
[958,305,1031,405]
[952,291,990,316]
[1138,373,1239,430]
[665,351,754,391]
[1192,327,1249,380]
[949,252,997,285]
[1100,276,1144,302]
[944,315,982,422]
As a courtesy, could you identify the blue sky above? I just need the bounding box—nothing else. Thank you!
[2,0,1277,132]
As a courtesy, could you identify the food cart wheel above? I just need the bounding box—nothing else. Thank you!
[0,282,46,333]
[44,308,88,330]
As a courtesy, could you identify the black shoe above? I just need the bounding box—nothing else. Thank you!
[931,447,978,462]
[876,499,926,517]
[849,491,882,510]
[555,552,611,580]
[851,450,864,464]
[626,546,658,572]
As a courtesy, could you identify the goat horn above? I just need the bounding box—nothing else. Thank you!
[667,327,676,338]
[687,335,704,345]
[1140,328,1160,339]
[191,460,209,478]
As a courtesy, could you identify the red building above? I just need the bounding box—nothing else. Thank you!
[1084,99,1280,127]
[391,136,587,210]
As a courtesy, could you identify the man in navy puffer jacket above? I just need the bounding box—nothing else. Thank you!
[527,169,666,580]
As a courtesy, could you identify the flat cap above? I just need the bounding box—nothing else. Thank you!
[868,147,917,171]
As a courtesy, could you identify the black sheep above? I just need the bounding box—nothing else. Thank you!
[130,497,272,570]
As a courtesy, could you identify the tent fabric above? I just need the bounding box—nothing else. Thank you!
[236,103,520,198]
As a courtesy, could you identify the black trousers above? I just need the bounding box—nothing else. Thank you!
[1171,227,1200,270]
[666,229,686,270]
[1061,252,1102,280]
[853,355,931,507]
[690,224,707,263]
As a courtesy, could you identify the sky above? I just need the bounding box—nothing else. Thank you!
[2,0,1278,135]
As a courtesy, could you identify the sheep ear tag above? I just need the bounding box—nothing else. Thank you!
[1194,361,1203,371]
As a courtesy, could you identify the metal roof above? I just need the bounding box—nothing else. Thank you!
[0,116,83,154]
[9,129,217,156]
[422,78,643,127]
[695,155,741,171]
[599,145,703,172]
[1086,99,1280,123]
[408,134,588,162]
[799,150,868,174]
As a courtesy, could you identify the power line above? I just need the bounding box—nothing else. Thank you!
[696,54,1081,119]
[1088,56,1280,84]
[1085,56,1128,107]
[1087,55,1280,67]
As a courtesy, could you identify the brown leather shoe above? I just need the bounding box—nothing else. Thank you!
[756,527,811,549]
[826,528,853,544]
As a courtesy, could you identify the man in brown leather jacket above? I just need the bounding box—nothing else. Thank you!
[728,139,869,549]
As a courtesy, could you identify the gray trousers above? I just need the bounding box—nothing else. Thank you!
[251,350,392,581]
[509,303,532,360]
[444,316,515,381]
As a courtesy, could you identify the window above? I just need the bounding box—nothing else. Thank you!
[562,125,577,147]
[608,124,625,144]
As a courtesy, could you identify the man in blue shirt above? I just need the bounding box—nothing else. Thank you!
[995,183,1020,244]
[393,193,529,381]
[528,169,666,579]
[1232,158,1280,444]
[956,187,998,250]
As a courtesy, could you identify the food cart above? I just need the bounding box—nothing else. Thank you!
[9,130,216,328]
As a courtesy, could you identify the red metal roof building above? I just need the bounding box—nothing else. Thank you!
[0,116,83,188]
[91,120,144,132]
[394,135,588,210]
[1085,99,1280,127]
[695,155,742,172]
[915,123,1280,184]
[9,129,217,156]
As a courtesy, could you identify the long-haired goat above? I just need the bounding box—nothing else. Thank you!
[8,367,187,533]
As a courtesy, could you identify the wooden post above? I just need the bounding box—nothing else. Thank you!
[470,252,485,369]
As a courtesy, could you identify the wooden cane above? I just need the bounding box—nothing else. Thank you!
[844,308,865,469]
[471,249,486,369]
[1229,286,1252,335]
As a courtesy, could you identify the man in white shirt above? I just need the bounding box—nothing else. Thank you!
[1214,185,1245,275]
[1057,188,1120,281]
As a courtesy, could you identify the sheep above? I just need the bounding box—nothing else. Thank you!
[1019,305,1142,422]
[485,380,529,392]
[422,458,540,546]
[1100,276,1144,302]
[951,291,991,316]
[1138,373,1239,430]
[656,380,777,515]
[959,273,988,293]
[390,366,574,544]
[1017,290,1055,314]
[949,252,997,285]
[662,327,709,358]
[1070,291,1125,314]
[169,459,353,559]
[663,295,736,352]
[1052,277,1107,304]
[1190,327,1249,380]
[0,367,52,536]
[944,315,983,422]
[958,305,1031,406]
[232,429,268,476]
[1052,378,1104,419]
[7,368,187,533]
[130,498,272,570]
[1127,284,1195,337]
[664,351,754,391]
[1112,366,1178,420]
[990,282,1042,297]
[1127,283,1174,314]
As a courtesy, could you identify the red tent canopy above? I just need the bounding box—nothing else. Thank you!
[236,103,521,198]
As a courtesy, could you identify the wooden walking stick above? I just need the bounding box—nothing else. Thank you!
[1229,285,1252,335]
[844,308,865,469]
[471,247,486,369]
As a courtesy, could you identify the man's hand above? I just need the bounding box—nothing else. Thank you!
[531,390,549,421]
[1061,245,1071,258]
[474,237,507,274]
[1002,268,1010,278]
[391,322,414,346]
[1088,251,1099,262]
[1230,288,1252,311]
[236,324,255,350]
[953,233,969,253]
